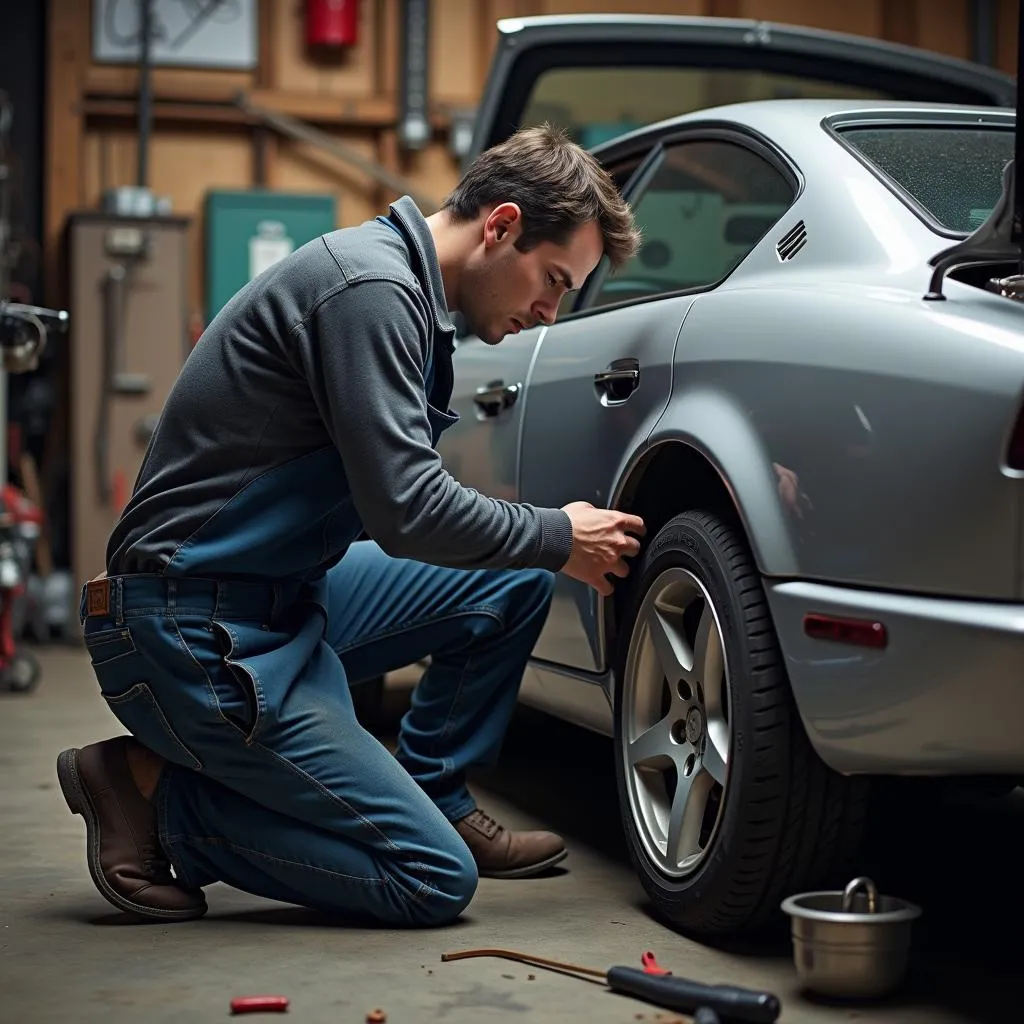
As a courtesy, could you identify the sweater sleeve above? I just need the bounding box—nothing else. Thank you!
[291,278,574,571]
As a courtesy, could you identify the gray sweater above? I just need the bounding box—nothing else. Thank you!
[106,197,574,583]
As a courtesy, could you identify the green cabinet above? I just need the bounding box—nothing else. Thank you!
[204,190,337,322]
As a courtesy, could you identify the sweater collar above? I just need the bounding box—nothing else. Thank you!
[387,196,455,344]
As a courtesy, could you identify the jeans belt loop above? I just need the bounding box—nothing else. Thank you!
[113,577,124,626]
[167,577,177,616]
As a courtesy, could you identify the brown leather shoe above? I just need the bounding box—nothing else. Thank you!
[57,737,207,921]
[454,808,567,879]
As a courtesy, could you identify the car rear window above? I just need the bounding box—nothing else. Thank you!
[835,125,1014,234]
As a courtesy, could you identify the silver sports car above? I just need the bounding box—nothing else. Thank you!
[436,14,1022,937]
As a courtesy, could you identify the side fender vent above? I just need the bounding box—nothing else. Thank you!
[776,220,807,261]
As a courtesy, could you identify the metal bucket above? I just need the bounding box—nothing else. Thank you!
[781,876,922,999]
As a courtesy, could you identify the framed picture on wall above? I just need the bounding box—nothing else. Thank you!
[92,0,258,69]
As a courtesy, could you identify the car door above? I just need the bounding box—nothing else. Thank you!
[438,149,651,500]
[437,328,540,502]
[517,130,798,673]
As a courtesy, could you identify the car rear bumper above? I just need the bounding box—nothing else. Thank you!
[765,580,1024,776]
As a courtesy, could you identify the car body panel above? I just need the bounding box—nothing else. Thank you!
[766,580,1024,775]
[437,16,1024,775]
[441,327,544,502]
[566,100,1024,603]
[519,295,697,670]
[662,281,1024,598]
[518,659,613,738]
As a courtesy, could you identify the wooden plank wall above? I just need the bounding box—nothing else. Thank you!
[44,0,1018,316]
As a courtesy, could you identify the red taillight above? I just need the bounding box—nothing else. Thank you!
[1007,409,1024,470]
[803,613,888,649]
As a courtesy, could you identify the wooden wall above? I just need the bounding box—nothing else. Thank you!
[44,0,1019,317]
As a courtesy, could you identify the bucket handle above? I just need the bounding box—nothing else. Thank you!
[842,876,879,913]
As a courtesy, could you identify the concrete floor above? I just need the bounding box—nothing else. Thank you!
[1,645,1021,1024]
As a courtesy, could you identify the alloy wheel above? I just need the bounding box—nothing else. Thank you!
[620,566,731,878]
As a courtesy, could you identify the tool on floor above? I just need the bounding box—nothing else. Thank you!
[229,994,290,1014]
[440,947,781,1023]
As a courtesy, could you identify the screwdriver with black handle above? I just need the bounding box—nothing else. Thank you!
[440,947,781,1023]
[606,964,780,1022]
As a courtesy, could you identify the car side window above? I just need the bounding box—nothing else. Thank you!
[588,137,795,309]
[556,149,653,319]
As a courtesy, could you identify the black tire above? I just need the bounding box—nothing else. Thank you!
[612,509,869,937]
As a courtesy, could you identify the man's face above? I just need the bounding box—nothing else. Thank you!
[459,204,605,345]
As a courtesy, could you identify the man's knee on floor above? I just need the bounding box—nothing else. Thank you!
[303,847,477,928]
[407,845,478,927]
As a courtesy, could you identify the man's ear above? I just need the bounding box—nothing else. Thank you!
[483,202,523,248]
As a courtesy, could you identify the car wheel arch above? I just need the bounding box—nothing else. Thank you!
[602,429,799,664]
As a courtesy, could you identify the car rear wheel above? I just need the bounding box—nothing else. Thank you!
[613,509,868,937]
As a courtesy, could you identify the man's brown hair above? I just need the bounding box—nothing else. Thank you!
[442,122,641,270]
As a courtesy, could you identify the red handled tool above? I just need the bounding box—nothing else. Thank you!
[440,947,780,1023]
[230,995,290,1014]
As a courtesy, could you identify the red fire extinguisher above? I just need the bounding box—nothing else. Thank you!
[306,0,360,49]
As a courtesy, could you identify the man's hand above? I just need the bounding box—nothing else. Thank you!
[560,501,646,597]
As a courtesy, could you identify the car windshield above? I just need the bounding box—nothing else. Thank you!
[520,66,892,148]
[836,124,1014,234]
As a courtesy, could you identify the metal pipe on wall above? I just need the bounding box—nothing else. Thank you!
[0,92,11,303]
[398,0,431,151]
[137,0,153,188]
[235,93,441,211]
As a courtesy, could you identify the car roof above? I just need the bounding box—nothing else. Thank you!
[590,97,1016,159]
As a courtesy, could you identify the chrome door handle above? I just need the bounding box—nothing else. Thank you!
[473,380,521,417]
[594,368,639,385]
[594,358,640,403]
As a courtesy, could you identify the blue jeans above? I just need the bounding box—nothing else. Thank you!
[80,542,555,927]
